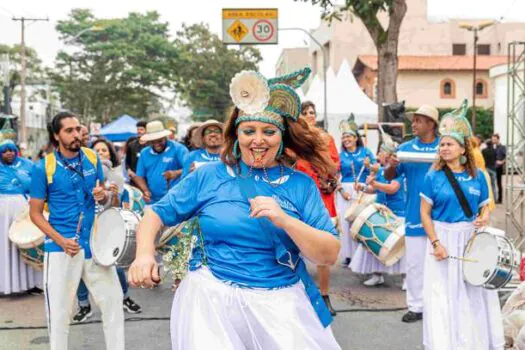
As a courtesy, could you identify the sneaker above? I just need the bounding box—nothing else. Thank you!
[123,297,142,314]
[27,287,43,296]
[401,311,423,323]
[401,278,407,291]
[341,257,351,267]
[363,274,384,287]
[322,295,337,316]
[73,305,92,323]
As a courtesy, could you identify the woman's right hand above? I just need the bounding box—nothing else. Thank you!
[432,243,448,261]
[128,253,160,288]
[342,191,351,201]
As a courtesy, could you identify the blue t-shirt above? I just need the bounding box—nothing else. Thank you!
[396,137,439,236]
[420,168,489,223]
[151,161,337,290]
[0,157,33,195]
[375,167,406,217]
[136,140,188,203]
[182,148,221,177]
[30,151,104,257]
[340,147,376,183]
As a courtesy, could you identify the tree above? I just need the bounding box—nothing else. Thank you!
[298,0,407,121]
[173,23,262,121]
[50,9,180,123]
[0,44,45,114]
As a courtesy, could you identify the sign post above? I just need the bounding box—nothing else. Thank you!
[222,9,278,45]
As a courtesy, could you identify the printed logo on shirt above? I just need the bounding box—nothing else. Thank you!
[411,144,438,152]
[272,195,298,213]
[468,187,480,196]
[162,157,173,163]
[456,175,473,182]
[83,168,96,177]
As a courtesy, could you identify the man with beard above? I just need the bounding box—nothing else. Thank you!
[29,112,124,350]
[384,105,440,324]
[294,101,340,316]
[0,140,42,295]
[182,119,224,177]
[125,120,147,186]
[134,121,188,204]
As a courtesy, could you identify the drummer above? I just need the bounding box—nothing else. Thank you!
[0,140,42,295]
[349,141,406,287]
[384,104,440,323]
[182,119,224,177]
[420,109,503,349]
[29,112,124,350]
[335,115,376,267]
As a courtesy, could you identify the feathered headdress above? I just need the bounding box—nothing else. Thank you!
[339,114,358,136]
[229,67,311,130]
[439,99,472,145]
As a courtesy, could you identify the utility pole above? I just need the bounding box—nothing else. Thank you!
[1,54,9,114]
[12,16,49,146]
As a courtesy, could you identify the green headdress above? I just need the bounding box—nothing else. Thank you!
[439,99,472,145]
[339,114,358,136]
[229,67,311,131]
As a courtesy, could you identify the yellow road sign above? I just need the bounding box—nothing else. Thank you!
[227,20,249,43]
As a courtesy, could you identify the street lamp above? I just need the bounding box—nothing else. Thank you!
[459,20,495,133]
[65,25,105,44]
[279,27,328,130]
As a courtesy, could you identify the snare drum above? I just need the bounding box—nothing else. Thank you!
[463,227,520,289]
[350,203,405,266]
[345,193,377,223]
[8,208,47,271]
[91,208,140,267]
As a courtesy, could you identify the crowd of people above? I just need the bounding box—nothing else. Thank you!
[0,65,509,350]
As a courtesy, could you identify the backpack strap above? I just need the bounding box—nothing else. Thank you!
[81,147,98,168]
[44,152,57,185]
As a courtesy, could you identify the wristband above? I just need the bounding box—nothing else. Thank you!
[431,239,440,248]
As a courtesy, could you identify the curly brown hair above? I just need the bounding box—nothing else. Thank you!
[221,108,337,177]
[432,136,476,178]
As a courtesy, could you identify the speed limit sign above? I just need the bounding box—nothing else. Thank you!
[253,20,274,42]
[222,9,278,45]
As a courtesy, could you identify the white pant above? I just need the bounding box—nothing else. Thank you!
[405,236,426,313]
[44,250,124,350]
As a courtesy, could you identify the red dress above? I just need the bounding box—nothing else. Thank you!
[295,135,340,218]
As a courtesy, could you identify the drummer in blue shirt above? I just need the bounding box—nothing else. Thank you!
[128,68,342,349]
[384,104,440,323]
[182,119,223,177]
[0,140,42,295]
[419,109,502,349]
[133,121,188,204]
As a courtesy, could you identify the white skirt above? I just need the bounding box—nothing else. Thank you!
[170,267,341,350]
[335,183,359,259]
[0,194,42,294]
[423,221,504,350]
[349,218,406,275]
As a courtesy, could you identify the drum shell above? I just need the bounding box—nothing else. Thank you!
[8,207,47,270]
[344,193,377,223]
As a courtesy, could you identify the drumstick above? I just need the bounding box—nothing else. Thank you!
[449,255,478,263]
[74,212,84,241]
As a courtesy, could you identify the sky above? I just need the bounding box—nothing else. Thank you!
[1,0,524,77]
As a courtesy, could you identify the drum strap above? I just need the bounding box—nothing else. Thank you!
[443,165,473,218]
[236,175,333,328]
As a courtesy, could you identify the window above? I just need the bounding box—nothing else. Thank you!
[452,44,466,55]
[440,79,456,99]
[477,44,491,55]
[475,79,488,98]
[323,41,331,68]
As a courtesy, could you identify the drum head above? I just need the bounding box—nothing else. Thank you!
[9,208,46,249]
[92,209,127,267]
[463,233,498,286]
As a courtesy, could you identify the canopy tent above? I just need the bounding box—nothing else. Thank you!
[99,114,138,142]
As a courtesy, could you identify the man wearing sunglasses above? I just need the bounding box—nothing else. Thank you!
[134,121,188,204]
[182,119,224,177]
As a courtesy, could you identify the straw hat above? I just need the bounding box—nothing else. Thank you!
[406,104,439,125]
[193,119,224,148]
[140,121,172,142]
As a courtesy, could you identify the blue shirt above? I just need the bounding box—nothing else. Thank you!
[395,137,439,236]
[30,151,104,257]
[375,167,406,217]
[0,157,33,195]
[340,147,376,183]
[151,161,337,290]
[420,169,489,223]
[136,140,188,203]
[182,148,221,177]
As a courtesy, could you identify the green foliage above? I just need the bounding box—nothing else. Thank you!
[0,44,45,113]
[172,23,262,122]
[49,9,179,123]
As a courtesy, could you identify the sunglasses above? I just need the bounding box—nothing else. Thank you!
[203,128,222,136]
